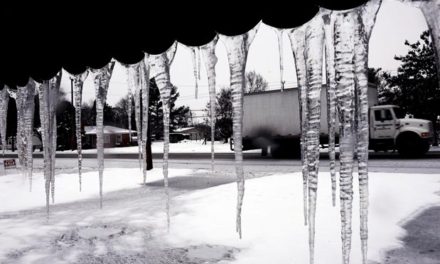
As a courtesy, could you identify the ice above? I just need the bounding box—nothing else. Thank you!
[220,24,259,239]
[125,69,133,143]
[201,36,219,172]
[288,26,309,226]
[322,10,337,207]
[149,52,173,229]
[126,62,143,170]
[71,71,89,192]
[0,88,9,156]
[90,62,115,209]
[274,28,285,91]
[330,2,381,263]
[356,2,382,263]
[303,14,325,264]
[16,80,36,191]
[189,47,200,99]
[140,56,150,184]
[38,72,62,216]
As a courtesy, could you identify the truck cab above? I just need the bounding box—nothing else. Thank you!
[369,105,433,156]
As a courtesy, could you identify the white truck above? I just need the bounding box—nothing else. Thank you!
[242,85,434,157]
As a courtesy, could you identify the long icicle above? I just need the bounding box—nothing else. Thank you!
[288,27,309,226]
[91,62,115,209]
[355,2,382,263]
[141,55,150,184]
[150,52,173,230]
[38,72,62,216]
[274,28,285,91]
[71,71,89,192]
[334,11,357,264]
[304,15,325,264]
[201,36,219,172]
[127,62,143,170]
[323,10,338,206]
[126,69,133,143]
[189,47,199,99]
[17,80,36,191]
[221,24,259,239]
[0,88,9,156]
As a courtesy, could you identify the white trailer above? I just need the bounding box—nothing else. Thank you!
[242,85,433,157]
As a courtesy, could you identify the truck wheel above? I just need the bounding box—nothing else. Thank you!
[397,132,426,157]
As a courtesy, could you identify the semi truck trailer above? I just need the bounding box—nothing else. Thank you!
[242,85,434,157]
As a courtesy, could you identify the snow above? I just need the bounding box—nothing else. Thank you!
[0,166,438,264]
[56,140,237,154]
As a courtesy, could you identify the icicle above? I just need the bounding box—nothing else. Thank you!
[140,55,150,184]
[125,69,133,143]
[0,88,9,156]
[71,71,88,192]
[149,53,173,230]
[288,27,309,226]
[189,47,199,99]
[38,72,62,216]
[166,42,178,66]
[197,47,202,80]
[274,28,285,91]
[127,62,143,170]
[355,2,382,264]
[303,15,325,264]
[201,36,219,172]
[91,62,115,209]
[334,11,357,264]
[322,10,338,207]
[221,24,259,239]
[16,80,36,191]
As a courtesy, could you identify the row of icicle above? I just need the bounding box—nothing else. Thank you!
[0,1,438,263]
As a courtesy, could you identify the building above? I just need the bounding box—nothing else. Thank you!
[84,126,135,148]
[173,127,205,141]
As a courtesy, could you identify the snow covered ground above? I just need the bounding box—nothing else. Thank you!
[0,165,439,264]
[57,140,236,154]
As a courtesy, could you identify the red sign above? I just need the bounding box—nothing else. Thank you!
[4,159,16,170]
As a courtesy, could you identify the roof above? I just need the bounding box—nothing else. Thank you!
[84,126,135,135]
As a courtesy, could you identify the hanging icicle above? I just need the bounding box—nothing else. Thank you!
[221,24,259,239]
[149,52,173,230]
[304,15,325,264]
[330,2,382,263]
[188,46,200,99]
[288,27,309,227]
[125,69,133,143]
[274,28,285,91]
[38,72,62,216]
[90,62,115,209]
[201,36,219,172]
[126,62,143,170]
[0,88,9,156]
[322,10,338,207]
[71,71,88,192]
[140,55,150,184]
[16,79,36,191]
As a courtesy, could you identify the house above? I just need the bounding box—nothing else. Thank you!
[84,126,136,148]
[172,127,205,141]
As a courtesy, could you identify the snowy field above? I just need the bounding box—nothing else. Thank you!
[0,165,439,264]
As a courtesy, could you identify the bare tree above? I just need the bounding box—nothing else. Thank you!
[245,70,268,94]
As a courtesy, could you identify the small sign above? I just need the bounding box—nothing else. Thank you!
[4,159,16,170]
